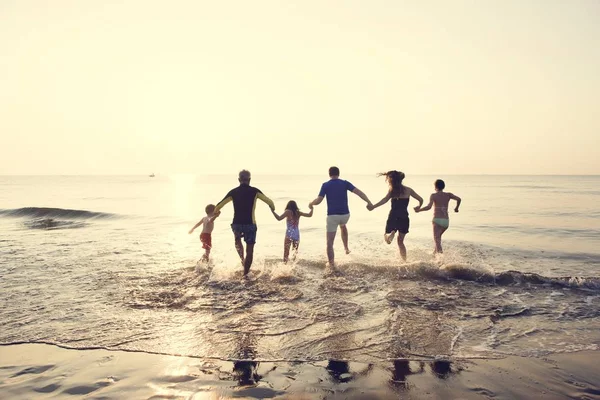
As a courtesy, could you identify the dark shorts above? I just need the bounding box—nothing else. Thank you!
[200,233,212,250]
[385,216,409,234]
[231,224,257,244]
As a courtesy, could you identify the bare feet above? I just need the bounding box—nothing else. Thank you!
[325,261,338,271]
[345,248,351,255]
[385,231,395,244]
[324,262,339,276]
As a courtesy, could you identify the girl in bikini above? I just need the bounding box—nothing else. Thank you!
[368,171,423,261]
[416,179,462,254]
[272,201,313,263]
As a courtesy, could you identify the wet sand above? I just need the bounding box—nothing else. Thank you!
[1,344,599,399]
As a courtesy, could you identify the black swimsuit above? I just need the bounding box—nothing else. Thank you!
[385,197,410,234]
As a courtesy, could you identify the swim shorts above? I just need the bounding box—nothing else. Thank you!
[326,214,350,233]
[200,233,212,250]
[231,223,257,244]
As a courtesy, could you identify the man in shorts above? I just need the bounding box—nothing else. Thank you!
[214,170,275,276]
[309,166,372,268]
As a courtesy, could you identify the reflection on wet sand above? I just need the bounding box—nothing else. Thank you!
[4,343,598,399]
[319,281,366,385]
[233,360,260,386]
[322,357,458,395]
[390,360,426,390]
[326,359,351,382]
[326,360,374,383]
[431,360,453,379]
[232,331,260,386]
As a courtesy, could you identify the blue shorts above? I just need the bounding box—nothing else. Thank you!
[231,224,257,244]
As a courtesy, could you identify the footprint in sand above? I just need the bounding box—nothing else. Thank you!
[34,383,60,393]
[62,380,112,395]
[10,365,54,378]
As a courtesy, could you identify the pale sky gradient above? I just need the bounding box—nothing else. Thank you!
[1,1,599,175]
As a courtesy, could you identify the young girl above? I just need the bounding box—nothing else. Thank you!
[272,201,313,263]
[368,171,423,261]
[416,179,462,254]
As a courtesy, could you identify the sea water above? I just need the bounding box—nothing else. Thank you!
[1,174,599,362]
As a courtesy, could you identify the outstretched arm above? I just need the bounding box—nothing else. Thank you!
[310,183,327,208]
[257,191,276,210]
[368,193,391,211]
[352,187,372,206]
[272,209,289,221]
[188,218,205,234]
[299,206,314,218]
[309,196,324,208]
[417,194,434,212]
[449,193,462,212]
[410,188,424,211]
[214,191,233,213]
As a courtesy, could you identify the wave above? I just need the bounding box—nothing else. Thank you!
[311,260,600,291]
[23,218,89,230]
[0,207,116,220]
[396,262,600,291]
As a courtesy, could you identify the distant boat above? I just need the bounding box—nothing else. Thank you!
[149,173,155,177]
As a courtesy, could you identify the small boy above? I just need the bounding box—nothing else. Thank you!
[415,179,461,254]
[189,204,220,262]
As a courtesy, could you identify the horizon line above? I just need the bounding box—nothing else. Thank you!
[1,173,599,177]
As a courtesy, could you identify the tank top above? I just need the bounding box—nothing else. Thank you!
[389,197,409,218]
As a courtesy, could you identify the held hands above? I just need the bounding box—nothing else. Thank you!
[414,206,421,213]
[309,204,314,210]
[367,204,374,211]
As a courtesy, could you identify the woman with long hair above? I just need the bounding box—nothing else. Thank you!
[368,171,423,261]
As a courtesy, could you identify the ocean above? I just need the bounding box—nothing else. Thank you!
[1,174,599,365]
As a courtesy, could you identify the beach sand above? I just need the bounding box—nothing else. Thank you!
[1,344,599,399]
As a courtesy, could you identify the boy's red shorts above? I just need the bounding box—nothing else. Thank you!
[200,233,212,250]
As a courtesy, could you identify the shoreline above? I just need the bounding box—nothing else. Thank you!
[0,340,507,363]
[1,343,599,399]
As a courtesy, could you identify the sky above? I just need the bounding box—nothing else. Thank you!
[1,0,599,175]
